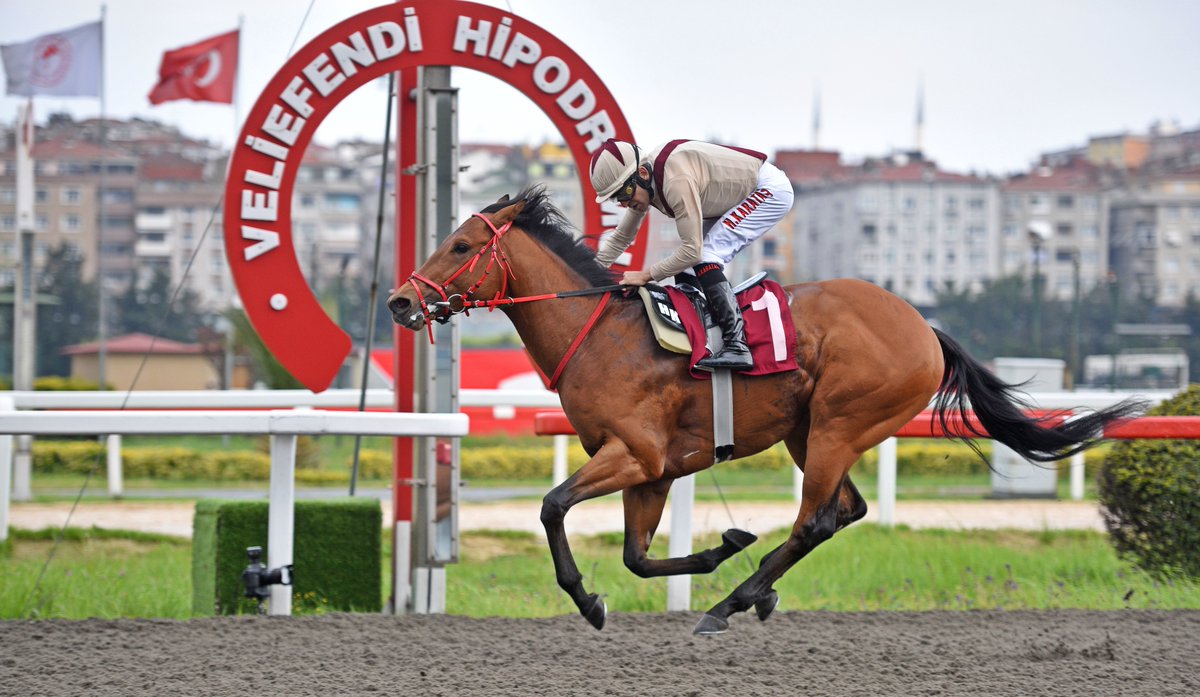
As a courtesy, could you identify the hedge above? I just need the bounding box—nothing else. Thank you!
[31,438,1097,483]
[1099,384,1200,578]
[192,498,382,615]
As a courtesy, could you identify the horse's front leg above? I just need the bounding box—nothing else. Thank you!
[622,480,757,579]
[540,438,656,630]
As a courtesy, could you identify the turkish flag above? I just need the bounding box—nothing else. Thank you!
[148,29,238,105]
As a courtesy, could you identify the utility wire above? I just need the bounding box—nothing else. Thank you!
[21,1,322,617]
[349,71,396,496]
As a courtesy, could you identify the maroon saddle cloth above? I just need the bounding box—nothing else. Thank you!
[664,279,799,379]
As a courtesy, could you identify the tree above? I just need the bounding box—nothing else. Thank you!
[111,265,208,343]
[36,244,99,376]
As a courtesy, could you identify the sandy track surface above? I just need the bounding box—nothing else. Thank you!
[6,499,1106,538]
[1,610,1197,696]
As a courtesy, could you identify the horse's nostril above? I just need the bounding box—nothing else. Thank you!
[389,296,410,313]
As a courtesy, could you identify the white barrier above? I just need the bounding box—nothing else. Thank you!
[0,408,468,615]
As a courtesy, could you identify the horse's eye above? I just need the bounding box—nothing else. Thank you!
[453,241,471,254]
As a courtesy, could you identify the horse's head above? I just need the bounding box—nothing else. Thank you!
[387,194,526,331]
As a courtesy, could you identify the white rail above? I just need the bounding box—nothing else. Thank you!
[0,407,468,616]
[4,388,561,410]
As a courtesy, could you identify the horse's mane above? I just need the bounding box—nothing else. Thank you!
[481,185,615,288]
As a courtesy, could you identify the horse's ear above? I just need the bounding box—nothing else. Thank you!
[492,197,526,225]
[494,194,510,204]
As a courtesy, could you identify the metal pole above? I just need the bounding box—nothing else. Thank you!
[1031,239,1042,356]
[97,4,108,390]
[12,100,35,502]
[1070,252,1081,389]
[1109,273,1120,391]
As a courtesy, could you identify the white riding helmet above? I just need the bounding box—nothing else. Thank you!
[589,139,641,202]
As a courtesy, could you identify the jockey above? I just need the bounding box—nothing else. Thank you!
[589,138,794,371]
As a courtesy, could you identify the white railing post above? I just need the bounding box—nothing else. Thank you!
[1069,452,1086,501]
[666,473,695,611]
[877,437,898,527]
[552,434,568,486]
[267,431,297,616]
[106,434,123,498]
[792,465,804,503]
[0,395,12,544]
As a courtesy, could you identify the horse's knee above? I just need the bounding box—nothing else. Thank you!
[540,490,568,527]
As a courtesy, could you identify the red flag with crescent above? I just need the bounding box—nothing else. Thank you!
[148,29,238,105]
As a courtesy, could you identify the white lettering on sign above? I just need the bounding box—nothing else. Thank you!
[236,13,427,265]
[330,32,376,78]
[368,21,407,59]
[404,8,423,51]
[489,17,512,60]
[451,14,616,152]
[241,190,279,221]
[242,225,281,261]
[263,104,305,146]
[280,77,314,119]
[244,161,285,190]
[556,80,595,120]
[533,56,569,93]
[303,54,346,97]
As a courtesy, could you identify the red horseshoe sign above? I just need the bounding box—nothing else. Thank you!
[224,0,645,391]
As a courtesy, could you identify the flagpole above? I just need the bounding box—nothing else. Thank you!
[232,14,244,138]
[96,3,108,390]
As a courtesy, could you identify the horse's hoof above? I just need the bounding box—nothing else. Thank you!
[581,593,606,630]
[693,613,729,636]
[722,529,758,550]
[754,590,779,622]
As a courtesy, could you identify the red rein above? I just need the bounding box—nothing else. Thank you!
[403,212,612,389]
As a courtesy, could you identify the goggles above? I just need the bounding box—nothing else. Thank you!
[611,176,638,203]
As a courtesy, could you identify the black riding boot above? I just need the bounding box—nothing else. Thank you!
[697,280,753,371]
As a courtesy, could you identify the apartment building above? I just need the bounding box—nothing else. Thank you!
[999,159,1109,301]
[1108,169,1200,307]
[780,151,1000,307]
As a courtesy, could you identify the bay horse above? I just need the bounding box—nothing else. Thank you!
[386,187,1140,635]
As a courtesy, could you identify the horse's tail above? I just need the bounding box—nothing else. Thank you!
[931,328,1145,463]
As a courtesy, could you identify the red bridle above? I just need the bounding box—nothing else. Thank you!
[404,212,517,343]
[400,210,621,388]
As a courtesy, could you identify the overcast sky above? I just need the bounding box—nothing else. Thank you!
[2,0,1198,175]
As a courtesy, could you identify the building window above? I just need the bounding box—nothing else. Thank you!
[1056,223,1073,237]
[35,188,48,203]
[968,197,985,211]
[1055,250,1076,264]
[1,215,14,231]
[1057,194,1074,209]
[61,187,82,205]
[62,214,81,232]
[0,187,14,204]
[35,214,48,231]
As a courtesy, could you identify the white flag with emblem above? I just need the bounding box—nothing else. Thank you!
[1,20,102,98]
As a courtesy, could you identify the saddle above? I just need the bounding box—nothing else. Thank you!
[636,272,799,378]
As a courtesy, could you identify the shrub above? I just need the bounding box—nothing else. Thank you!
[1098,384,1200,578]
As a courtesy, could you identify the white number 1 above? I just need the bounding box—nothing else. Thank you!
[749,290,787,361]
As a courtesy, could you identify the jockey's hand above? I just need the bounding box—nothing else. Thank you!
[619,270,653,287]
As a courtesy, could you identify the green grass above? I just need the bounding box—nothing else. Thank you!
[4,524,1198,620]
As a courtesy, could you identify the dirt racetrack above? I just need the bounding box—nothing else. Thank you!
[2,610,1197,696]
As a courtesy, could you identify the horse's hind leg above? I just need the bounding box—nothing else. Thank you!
[621,480,757,579]
[694,436,856,635]
[837,475,868,530]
